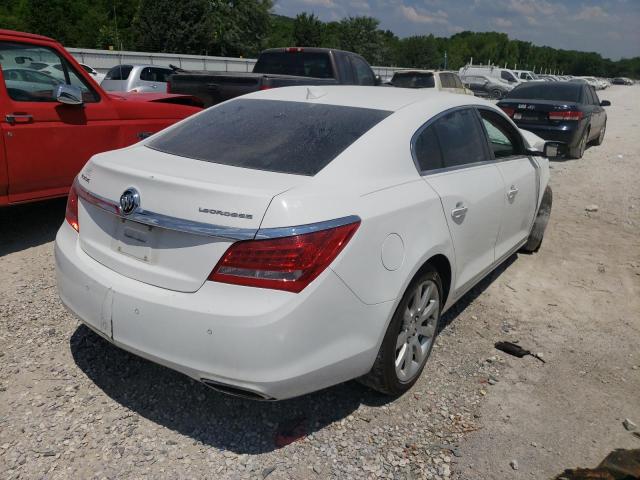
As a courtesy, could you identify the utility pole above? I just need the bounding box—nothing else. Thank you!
[444,51,448,69]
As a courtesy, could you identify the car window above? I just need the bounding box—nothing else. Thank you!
[501,71,517,83]
[506,83,581,102]
[452,74,464,89]
[440,73,455,88]
[335,52,354,84]
[391,72,435,88]
[0,41,98,103]
[433,108,487,168]
[140,67,172,82]
[478,109,523,159]
[253,52,334,79]
[591,88,601,105]
[105,65,133,80]
[351,56,375,86]
[148,99,391,176]
[413,124,444,172]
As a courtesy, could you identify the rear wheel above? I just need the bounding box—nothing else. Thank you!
[358,267,442,395]
[568,128,589,159]
[593,122,606,146]
[491,89,503,100]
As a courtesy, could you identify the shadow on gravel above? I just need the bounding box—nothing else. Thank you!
[69,253,516,454]
[0,197,66,257]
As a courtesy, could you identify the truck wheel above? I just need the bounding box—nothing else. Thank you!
[358,267,442,396]
[568,128,588,159]
[521,186,552,253]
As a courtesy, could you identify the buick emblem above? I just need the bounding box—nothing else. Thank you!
[119,188,140,215]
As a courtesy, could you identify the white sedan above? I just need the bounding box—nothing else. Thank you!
[55,86,555,400]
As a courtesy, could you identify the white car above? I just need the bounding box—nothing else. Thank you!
[388,70,473,95]
[100,64,174,93]
[55,86,555,400]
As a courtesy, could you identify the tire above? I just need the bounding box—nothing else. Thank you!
[491,89,503,100]
[358,267,442,396]
[593,122,606,146]
[568,128,589,159]
[520,186,552,253]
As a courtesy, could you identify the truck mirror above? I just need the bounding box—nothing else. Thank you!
[55,84,84,106]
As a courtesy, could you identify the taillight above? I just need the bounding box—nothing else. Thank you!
[209,220,360,293]
[65,179,80,232]
[548,110,583,121]
[285,47,304,53]
[259,85,272,90]
[499,106,515,117]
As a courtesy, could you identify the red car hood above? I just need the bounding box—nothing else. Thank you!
[108,92,203,107]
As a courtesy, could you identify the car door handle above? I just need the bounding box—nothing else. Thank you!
[6,114,33,125]
[451,203,468,221]
[507,186,519,200]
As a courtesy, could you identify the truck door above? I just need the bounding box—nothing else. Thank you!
[0,39,118,203]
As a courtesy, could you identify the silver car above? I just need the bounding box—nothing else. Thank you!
[101,64,174,93]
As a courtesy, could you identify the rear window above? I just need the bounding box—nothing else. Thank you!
[253,52,334,79]
[392,72,435,88]
[105,65,133,80]
[147,99,391,176]
[506,83,582,102]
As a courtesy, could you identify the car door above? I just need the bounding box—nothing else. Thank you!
[415,107,505,294]
[137,67,172,92]
[0,39,119,202]
[586,86,604,138]
[477,108,538,260]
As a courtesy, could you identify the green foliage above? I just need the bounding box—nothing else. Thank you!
[1,1,638,78]
[292,13,324,47]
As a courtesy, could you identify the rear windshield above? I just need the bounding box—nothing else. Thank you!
[253,52,334,79]
[391,72,435,88]
[147,99,391,176]
[506,83,582,102]
[105,65,133,80]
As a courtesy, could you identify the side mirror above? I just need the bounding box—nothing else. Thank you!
[600,100,611,107]
[56,84,83,105]
[527,141,567,160]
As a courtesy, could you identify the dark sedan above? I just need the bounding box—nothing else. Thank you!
[497,82,610,158]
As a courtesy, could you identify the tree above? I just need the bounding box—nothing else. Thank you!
[336,16,385,64]
[208,0,273,57]
[133,0,211,54]
[292,13,324,47]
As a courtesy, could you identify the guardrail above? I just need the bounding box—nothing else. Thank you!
[67,47,406,78]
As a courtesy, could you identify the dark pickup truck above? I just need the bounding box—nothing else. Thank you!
[167,47,381,107]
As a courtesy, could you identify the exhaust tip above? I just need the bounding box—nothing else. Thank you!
[200,379,274,401]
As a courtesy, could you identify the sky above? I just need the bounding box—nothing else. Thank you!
[273,0,640,60]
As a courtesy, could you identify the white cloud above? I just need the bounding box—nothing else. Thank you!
[574,6,609,21]
[493,17,513,28]
[400,5,448,24]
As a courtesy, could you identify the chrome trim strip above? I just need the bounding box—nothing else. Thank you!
[76,183,360,241]
[255,215,361,240]
[76,183,258,240]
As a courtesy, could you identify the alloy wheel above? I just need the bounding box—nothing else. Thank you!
[395,280,439,382]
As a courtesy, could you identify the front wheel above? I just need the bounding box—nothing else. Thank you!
[521,186,552,253]
[491,89,504,100]
[358,267,442,396]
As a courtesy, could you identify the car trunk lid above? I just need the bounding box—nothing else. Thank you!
[498,99,581,125]
[77,146,300,292]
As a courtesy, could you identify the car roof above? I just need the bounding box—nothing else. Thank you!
[0,29,56,43]
[242,85,496,112]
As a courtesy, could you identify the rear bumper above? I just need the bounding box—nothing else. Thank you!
[55,222,393,399]
[517,122,585,148]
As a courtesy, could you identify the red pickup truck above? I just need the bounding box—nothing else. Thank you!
[0,30,202,206]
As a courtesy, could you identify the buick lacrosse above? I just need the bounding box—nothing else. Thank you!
[55,86,554,400]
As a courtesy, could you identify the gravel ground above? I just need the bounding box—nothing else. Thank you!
[1,85,639,480]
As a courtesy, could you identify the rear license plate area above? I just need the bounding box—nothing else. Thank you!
[114,220,156,262]
[514,112,540,121]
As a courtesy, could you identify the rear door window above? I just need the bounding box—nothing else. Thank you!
[140,67,173,82]
[433,108,487,168]
[147,99,391,176]
[413,124,443,172]
[105,65,133,80]
[253,52,334,79]
[440,73,455,88]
